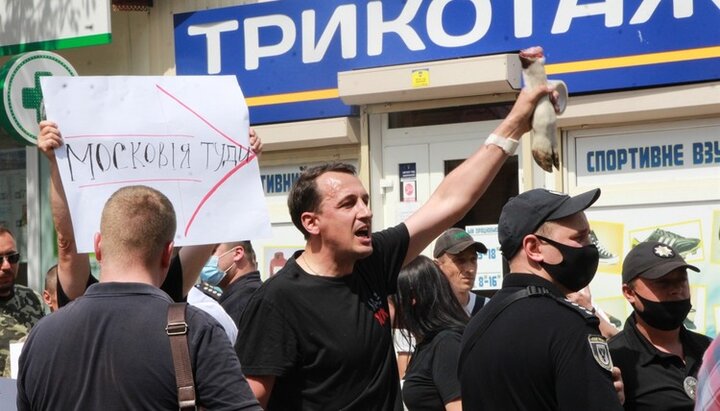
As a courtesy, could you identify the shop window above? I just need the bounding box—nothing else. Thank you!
[445,156,518,227]
[445,155,518,297]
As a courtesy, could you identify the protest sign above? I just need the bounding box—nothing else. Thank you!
[41,75,272,252]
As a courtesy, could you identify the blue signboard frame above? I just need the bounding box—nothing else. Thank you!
[174,0,720,124]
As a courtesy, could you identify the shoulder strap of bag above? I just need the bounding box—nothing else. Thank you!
[458,285,550,375]
[167,302,198,411]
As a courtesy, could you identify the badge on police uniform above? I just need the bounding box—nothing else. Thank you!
[587,335,613,371]
[684,376,697,400]
[196,282,222,300]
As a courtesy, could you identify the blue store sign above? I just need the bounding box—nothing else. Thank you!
[174,0,720,125]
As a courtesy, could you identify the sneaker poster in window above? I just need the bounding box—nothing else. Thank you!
[629,221,704,262]
[588,221,624,274]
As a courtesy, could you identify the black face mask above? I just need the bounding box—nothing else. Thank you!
[536,235,599,292]
[633,292,692,331]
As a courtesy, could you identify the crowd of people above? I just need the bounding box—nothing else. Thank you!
[0,78,716,410]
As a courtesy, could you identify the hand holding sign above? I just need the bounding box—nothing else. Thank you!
[40,76,272,252]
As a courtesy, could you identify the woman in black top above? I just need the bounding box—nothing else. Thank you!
[395,256,469,411]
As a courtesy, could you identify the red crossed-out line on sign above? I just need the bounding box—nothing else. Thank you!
[155,84,256,237]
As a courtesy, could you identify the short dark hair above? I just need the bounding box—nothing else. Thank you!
[395,255,469,343]
[287,162,356,239]
[239,241,256,268]
[223,240,257,268]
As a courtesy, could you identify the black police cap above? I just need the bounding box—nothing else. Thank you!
[622,241,699,284]
[498,188,601,259]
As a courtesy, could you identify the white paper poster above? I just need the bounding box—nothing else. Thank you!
[41,76,272,252]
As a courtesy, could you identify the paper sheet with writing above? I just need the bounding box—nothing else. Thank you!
[41,76,272,252]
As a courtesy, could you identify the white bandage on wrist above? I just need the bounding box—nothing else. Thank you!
[485,133,519,156]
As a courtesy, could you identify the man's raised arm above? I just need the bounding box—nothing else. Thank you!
[403,85,554,265]
[37,121,91,300]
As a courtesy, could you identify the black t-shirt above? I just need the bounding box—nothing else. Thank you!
[402,329,463,411]
[218,270,262,326]
[235,224,410,410]
[56,254,185,307]
[459,273,623,411]
[609,314,712,411]
[18,282,261,410]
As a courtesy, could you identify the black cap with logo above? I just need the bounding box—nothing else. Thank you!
[622,241,699,283]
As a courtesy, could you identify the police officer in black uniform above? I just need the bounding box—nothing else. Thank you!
[459,188,624,410]
[609,241,711,410]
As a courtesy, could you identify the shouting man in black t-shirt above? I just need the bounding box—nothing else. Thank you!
[235,84,556,410]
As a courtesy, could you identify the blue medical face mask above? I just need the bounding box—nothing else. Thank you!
[200,249,234,286]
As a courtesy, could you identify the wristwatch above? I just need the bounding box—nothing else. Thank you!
[485,133,519,156]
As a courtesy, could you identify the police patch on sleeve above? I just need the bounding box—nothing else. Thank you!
[588,335,613,372]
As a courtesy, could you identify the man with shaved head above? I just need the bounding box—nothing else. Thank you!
[18,186,260,410]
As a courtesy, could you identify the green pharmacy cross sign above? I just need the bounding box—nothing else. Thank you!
[23,71,52,124]
[0,51,77,145]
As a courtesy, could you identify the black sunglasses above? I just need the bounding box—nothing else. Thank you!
[1,253,20,264]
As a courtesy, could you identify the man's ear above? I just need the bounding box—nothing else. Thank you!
[622,283,636,305]
[42,290,52,307]
[93,232,102,262]
[234,246,245,263]
[523,235,544,263]
[160,241,174,269]
[301,211,320,236]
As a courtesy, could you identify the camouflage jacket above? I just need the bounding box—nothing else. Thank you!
[0,285,44,377]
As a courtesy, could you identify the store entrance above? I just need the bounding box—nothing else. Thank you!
[373,102,519,293]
